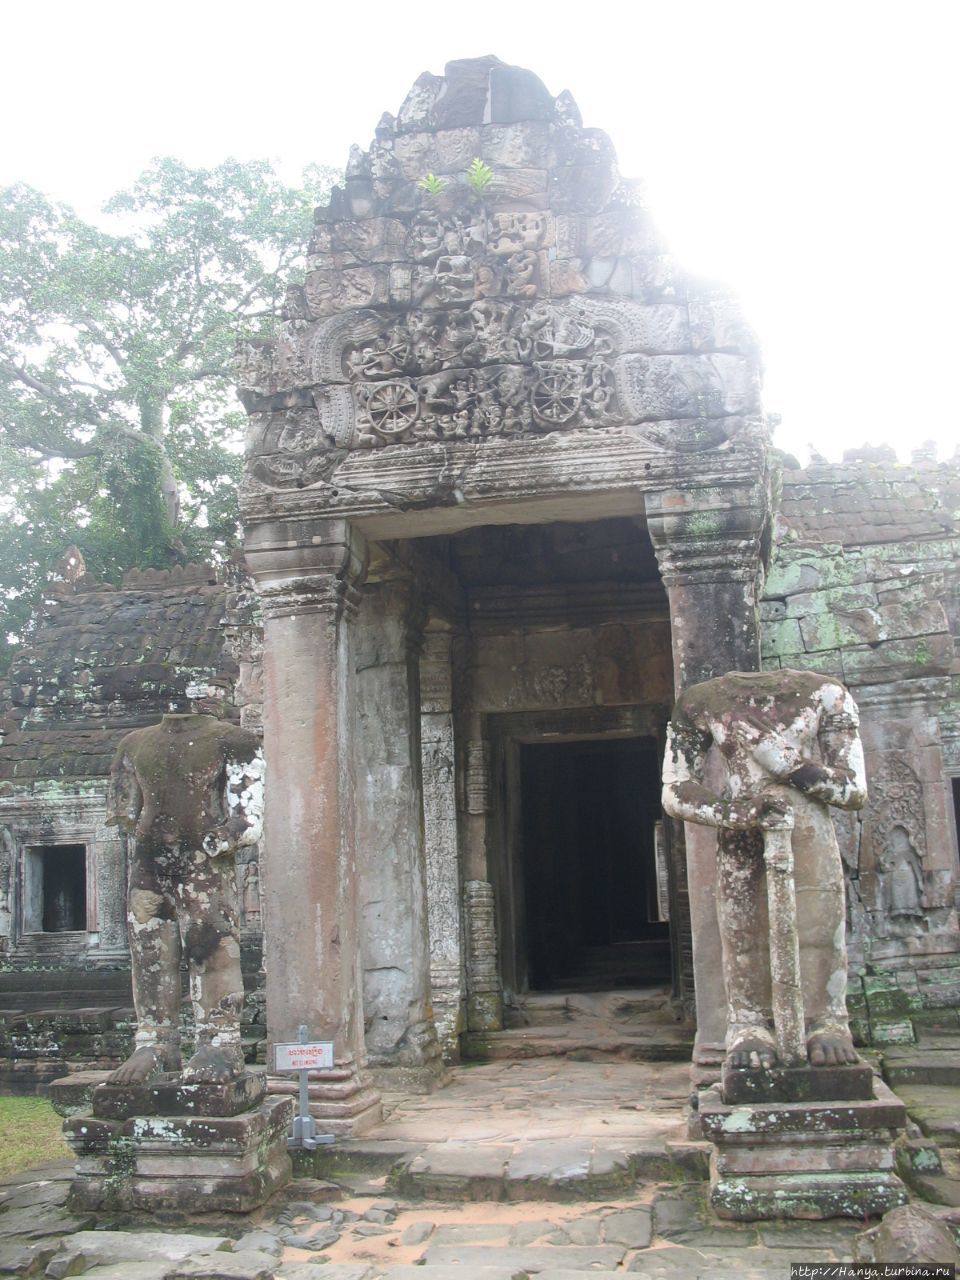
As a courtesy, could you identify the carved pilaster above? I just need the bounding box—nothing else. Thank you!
[464,879,502,1032]
[355,577,442,1088]
[247,519,381,1134]
[420,625,465,1060]
[645,484,769,689]
[646,483,770,1065]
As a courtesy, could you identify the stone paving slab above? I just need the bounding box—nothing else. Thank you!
[383,1269,519,1280]
[419,1244,627,1270]
[275,1269,377,1280]
[48,1229,233,1267]
[166,1250,280,1279]
[66,1265,173,1280]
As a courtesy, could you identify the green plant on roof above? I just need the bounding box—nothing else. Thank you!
[466,157,494,193]
[418,173,448,197]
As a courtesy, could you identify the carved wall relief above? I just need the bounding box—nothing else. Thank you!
[0,825,12,931]
[869,757,929,938]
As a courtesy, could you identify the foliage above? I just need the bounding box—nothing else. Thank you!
[418,173,448,197]
[466,157,494,193]
[0,159,338,668]
[0,1096,69,1177]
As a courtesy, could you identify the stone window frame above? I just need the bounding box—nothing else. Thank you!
[0,793,115,955]
[20,840,95,936]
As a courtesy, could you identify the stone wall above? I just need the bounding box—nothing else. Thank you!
[0,561,267,1090]
[763,456,960,1044]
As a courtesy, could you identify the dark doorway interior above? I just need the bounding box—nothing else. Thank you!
[520,738,668,991]
[35,844,87,932]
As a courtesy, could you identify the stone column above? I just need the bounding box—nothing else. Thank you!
[247,518,380,1135]
[420,623,465,1061]
[354,579,442,1090]
[646,482,769,1063]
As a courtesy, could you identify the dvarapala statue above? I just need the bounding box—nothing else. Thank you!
[662,669,866,1072]
[107,684,264,1085]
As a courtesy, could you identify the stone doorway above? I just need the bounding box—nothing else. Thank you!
[486,707,679,1020]
[519,737,668,993]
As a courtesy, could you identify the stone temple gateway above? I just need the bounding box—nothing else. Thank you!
[2,53,960,1223]
[235,52,960,1142]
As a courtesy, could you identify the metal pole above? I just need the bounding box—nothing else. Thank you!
[289,1024,324,1150]
[762,820,806,1067]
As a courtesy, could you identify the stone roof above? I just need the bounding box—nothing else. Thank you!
[0,565,237,783]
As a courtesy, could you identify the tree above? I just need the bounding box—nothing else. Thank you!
[0,158,337,668]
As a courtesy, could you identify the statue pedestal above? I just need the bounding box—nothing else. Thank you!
[698,1078,909,1220]
[54,1072,292,1214]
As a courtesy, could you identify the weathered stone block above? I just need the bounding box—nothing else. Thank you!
[151,1070,266,1118]
[712,1170,907,1221]
[841,632,955,684]
[46,1070,111,1117]
[799,601,948,652]
[699,1082,907,1141]
[66,1095,292,1213]
[720,1061,875,1105]
[759,619,804,659]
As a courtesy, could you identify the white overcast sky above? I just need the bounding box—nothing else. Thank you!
[2,0,957,464]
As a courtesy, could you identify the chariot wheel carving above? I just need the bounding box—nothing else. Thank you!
[364,380,420,438]
[531,366,581,426]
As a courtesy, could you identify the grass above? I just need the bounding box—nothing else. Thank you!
[0,1096,71,1179]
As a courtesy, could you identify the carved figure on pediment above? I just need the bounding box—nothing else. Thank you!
[407,212,447,264]
[235,340,277,396]
[474,262,501,300]
[506,306,552,362]
[488,211,547,254]
[505,250,539,298]
[106,689,264,1085]
[663,670,867,1073]
[434,254,476,305]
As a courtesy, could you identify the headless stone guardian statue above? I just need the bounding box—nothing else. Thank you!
[662,670,866,1073]
[106,686,264,1085]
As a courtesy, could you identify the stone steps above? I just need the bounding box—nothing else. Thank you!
[304,1138,710,1203]
[0,1162,876,1278]
[504,987,677,1030]
[882,1044,960,1088]
[461,1026,693,1063]
[894,1082,960,1147]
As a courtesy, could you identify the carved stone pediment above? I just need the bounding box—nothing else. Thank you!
[240,58,767,506]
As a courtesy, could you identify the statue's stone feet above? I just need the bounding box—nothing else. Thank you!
[808,1029,859,1066]
[107,1041,181,1086]
[180,1042,245,1084]
[726,1032,777,1071]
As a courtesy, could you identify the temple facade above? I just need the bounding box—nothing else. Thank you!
[0,59,957,1124]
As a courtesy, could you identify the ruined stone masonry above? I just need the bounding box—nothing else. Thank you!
[0,61,956,1184]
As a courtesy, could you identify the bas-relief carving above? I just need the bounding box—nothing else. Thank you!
[0,825,12,935]
[867,757,930,938]
[236,82,767,497]
[663,670,867,1073]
